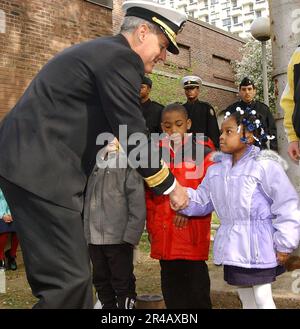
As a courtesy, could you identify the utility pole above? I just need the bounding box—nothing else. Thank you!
[269,0,300,191]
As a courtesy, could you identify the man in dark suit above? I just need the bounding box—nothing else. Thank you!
[0,1,188,308]
[182,75,220,148]
[140,76,163,134]
[225,77,278,151]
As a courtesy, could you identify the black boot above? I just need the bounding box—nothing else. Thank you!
[116,295,136,309]
[96,292,117,309]
[5,250,17,271]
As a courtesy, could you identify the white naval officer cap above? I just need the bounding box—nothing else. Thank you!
[122,0,187,55]
[181,75,203,89]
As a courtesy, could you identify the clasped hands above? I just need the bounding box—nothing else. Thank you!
[169,182,189,212]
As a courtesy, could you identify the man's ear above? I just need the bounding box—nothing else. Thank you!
[137,24,149,43]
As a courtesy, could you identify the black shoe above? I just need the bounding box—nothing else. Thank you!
[5,250,17,271]
[0,259,5,270]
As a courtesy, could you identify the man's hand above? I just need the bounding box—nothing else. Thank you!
[169,182,189,211]
[287,141,300,163]
[173,214,188,228]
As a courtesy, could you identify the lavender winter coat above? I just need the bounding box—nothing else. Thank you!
[181,145,300,269]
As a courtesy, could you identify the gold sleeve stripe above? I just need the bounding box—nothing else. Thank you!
[144,164,169,188]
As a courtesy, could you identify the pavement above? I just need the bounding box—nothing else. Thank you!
[209,263,300,309]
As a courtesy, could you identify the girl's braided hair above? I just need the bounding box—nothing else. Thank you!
[224,106,275,146]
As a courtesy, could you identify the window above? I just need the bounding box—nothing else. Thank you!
[222,18,231,26]
[256,10,262,17]
[232,0,237,7]
[249,4,254,12]
[233,16,238,24]
[211,0,219,4]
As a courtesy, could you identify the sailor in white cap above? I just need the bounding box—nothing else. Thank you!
[182,75,220,148]
[181,75,203,89]
[0,0,188,309]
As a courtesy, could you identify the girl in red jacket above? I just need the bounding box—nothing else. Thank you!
[146,103,215,309]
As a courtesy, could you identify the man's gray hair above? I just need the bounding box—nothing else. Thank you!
[120,16,162,35]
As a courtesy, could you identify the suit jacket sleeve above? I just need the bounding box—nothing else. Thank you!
[93,45,174,194]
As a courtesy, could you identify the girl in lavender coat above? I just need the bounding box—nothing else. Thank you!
[181,107,300,309]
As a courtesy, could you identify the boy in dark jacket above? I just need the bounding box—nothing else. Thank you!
[84,137,146,309]
[146,103,215,309]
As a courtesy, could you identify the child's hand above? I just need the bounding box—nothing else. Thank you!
[2,214,13,223]
[173,214,188,229]
[276,252,290,265]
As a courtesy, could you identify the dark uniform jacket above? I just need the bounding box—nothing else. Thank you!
[183,100,220,148]
[0,34,174,212]
[141,99,163,134]
[225,100,278,151]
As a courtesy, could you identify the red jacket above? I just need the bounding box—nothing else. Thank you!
[146,135,215,261]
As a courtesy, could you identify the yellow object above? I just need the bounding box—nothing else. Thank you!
[280,47,300,142]
[144,163,169,188]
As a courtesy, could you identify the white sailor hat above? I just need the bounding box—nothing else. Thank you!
[122,0,187,55]
[181,75,202,89]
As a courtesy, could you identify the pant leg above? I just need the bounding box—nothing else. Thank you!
[160,260,191,309]
[0,233,9,260]
[160,260,211,309]
[0,177,93,309]
[88,244,117,309]
[186,261,212,309]
[9,233,19,258]
[106,244,136,309]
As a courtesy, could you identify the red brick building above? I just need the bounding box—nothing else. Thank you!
[0,0,112,119]
[0,0,245,119]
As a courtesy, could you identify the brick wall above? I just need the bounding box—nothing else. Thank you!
[0,0,112,119]
[113,0,245,114]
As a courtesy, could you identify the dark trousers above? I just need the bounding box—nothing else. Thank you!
[89,243,136,309]
[0,176,93,309]
[160,259,212,309]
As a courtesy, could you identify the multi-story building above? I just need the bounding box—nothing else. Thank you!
[157,0,269,39]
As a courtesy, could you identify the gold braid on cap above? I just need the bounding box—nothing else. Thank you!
[144,162,169,188]
[152,16,176,45]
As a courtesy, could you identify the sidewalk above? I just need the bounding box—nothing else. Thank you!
[209,264,300,309]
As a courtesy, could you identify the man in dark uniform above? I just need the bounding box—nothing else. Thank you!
[140,76,163,134]
[225,77,278,151]
[0,1,188,308]
[182,75,220,148]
